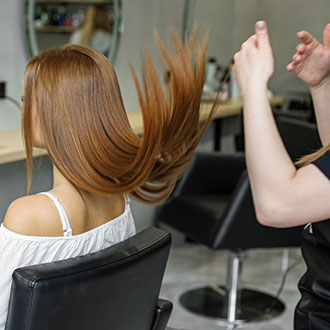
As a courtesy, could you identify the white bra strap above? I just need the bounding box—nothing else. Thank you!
[38,192,73,237]
[125,194,130,207]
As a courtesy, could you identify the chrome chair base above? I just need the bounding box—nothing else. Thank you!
[180,285,285,323]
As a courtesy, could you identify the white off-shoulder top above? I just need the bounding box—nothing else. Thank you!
[0,193,136,329]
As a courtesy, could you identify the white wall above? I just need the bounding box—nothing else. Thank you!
[0,0,27,130]
[186,0,235,66]
[190,0,330,97]
[257,0,330,96]
[115,0,185,110]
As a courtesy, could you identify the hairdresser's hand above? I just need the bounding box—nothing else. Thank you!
[234,21,274,95]
[287,24,330,90]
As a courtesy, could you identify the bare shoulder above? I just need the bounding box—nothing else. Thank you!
[3,195,63,236]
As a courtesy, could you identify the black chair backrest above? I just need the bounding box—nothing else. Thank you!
[5,227,171,330]
[173,153,246,197]
[276,115,322,162]
[214,117,321,250]
[213,171,303,250]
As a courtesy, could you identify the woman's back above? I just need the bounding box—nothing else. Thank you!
[4,187,126,237]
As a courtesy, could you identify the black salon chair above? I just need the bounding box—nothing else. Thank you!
[154,116,321,326]
[276,115,321,160]
[5,227,172,330]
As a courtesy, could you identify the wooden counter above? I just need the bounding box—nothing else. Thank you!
[0,97,285,165]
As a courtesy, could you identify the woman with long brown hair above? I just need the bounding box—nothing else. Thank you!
[0,31,213,327]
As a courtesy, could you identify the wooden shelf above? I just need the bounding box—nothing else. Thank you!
[35,25,75,33]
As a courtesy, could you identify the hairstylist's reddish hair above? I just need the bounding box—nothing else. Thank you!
[23,30,214,203]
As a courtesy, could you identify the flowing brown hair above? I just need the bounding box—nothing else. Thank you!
[23,30,216,203]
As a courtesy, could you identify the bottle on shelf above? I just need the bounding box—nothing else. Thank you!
[229,64,241,99]
[203,57,218,99]
[58,6,66,26]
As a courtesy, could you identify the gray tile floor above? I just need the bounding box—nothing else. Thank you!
[160,242,306,330]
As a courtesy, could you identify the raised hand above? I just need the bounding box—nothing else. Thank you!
[287,24,330,89]
[234,21,274,95]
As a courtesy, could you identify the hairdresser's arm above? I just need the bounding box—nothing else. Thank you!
[287,25,330,145]
[234,21,330,228]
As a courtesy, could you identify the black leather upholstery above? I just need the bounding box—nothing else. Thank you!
[5,227,172,330]
[156,153,303,250]
[151,299,173,330]
[155,117,322,251]
[162,153,245,246]
[276,116,322,162]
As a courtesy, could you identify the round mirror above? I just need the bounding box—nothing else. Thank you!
[25,0,122,63]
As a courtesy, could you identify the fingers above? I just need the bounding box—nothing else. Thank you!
[235,21,271,61]
[287,52,304,71]
[287,30,315,72]
[234,35,255,63]
[297,30,314,45]
[293,54,302,63]
[286,62,294,72]
[255,20,272,53]
[289,44,305,69]
[235,35,257,63]
[323,23,330,48]
[286,35,311,72]
[234,35,255,68]
[296,44,305,54]
[241,35,257,49]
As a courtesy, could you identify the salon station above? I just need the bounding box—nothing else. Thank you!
[0,1,329,330]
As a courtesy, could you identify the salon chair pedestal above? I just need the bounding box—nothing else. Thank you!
[180,250,284,326]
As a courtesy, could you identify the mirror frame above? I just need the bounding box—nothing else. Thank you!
[25,0,122,63]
